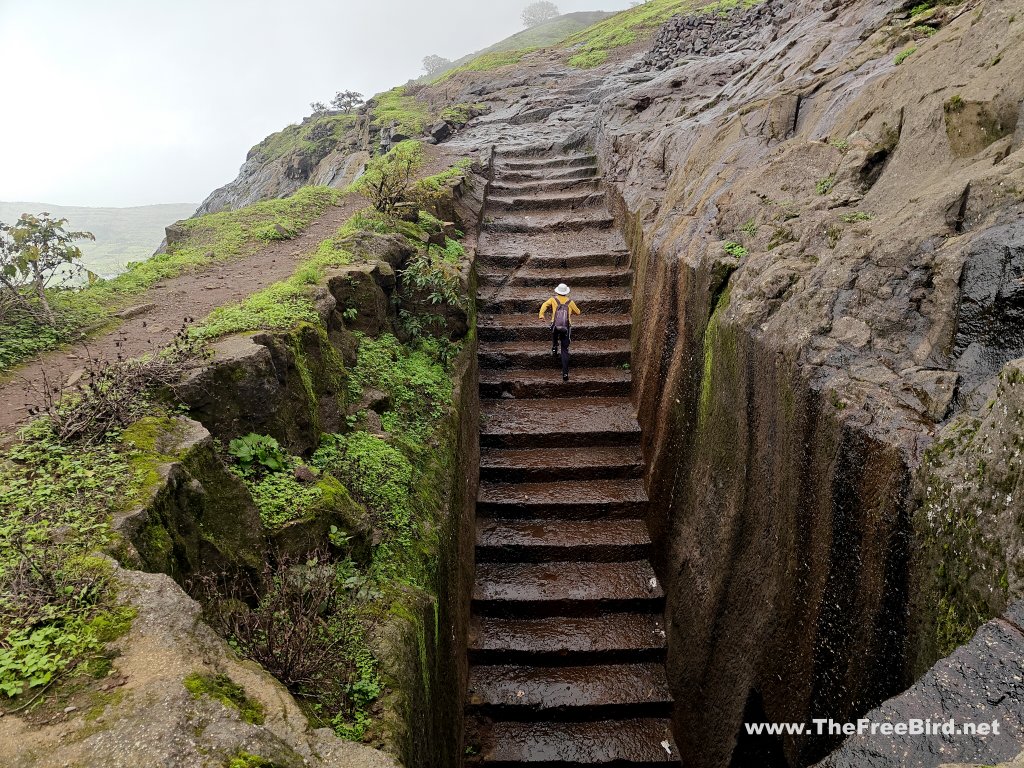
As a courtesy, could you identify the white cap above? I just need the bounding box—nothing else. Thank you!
[555,283,570,295]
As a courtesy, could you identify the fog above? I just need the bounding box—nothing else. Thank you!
[0,0,630,207]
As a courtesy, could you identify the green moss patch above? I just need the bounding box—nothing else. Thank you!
[248,114,357,164]
[184,672,265,725]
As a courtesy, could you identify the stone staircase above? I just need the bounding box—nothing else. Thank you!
[465,151,681,766]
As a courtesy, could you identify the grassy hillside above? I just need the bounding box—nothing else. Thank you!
[0,202,197,278]
[425,11,613,81]
[562,0,762,67]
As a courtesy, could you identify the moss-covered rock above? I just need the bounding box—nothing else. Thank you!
[270,475,373,563]
[909,358,1024,675]
[114,416,266,580]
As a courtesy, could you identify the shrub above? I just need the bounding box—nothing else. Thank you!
[816,175,837,195]
[353,141,425,214]
[723,241,748,258]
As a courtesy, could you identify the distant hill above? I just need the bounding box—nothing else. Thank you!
[424,11,614,79]
[0,202,196,278]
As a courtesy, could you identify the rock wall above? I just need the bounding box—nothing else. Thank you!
[582,0,1024,765]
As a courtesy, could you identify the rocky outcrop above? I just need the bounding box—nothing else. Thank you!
[113,416,266,580]
[196,112,371,215]
[816,601,1024,768]
[0,568,399,768]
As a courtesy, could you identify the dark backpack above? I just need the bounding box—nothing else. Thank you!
[553,299,571,331]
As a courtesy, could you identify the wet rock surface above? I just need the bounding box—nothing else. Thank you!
[816,603,1024,768]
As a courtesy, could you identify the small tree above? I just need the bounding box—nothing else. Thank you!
[331,90,364,114]
[0,213,94,325]
[522,1,559,27]
[309,101,328,116]
[353,141,425,214]
[422,54,452,77]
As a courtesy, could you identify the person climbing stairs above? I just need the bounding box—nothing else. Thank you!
[466,149,681,766]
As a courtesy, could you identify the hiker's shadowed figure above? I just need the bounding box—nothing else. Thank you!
[539,283,580,382]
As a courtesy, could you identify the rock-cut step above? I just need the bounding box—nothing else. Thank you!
[480,397,641,449]
[488,190,607,213]
[490,177,603,197]
[478,313,631,342]
[497,165,600,184]
[477,266,633,289]
[477,479,648,520]
[469,718,682,765]
[480,367,631,399]
[477,251,630,271]
[477,286,631,314]
[468,614,667,664]
[476,518,651,562]
[499,155,597,171]
[483,212,615,234]
[466,663,672,720]
[479,339,631,370]
[472,560,664,617]
[479,445,644,483]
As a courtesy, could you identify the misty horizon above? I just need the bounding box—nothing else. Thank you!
[0,0,631,208]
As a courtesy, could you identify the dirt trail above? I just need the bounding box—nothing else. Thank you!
[464,150,681,765]
[0,198,362,435]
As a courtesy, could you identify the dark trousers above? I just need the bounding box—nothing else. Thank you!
[552,326,570,376]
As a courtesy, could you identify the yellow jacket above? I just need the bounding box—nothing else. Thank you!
[539,296,580,322]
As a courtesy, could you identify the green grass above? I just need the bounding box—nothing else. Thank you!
[434,49,537,83]
[894,46,918,65]
[370,87,433,135]
[0,420,155,700]
[562,0,763,68]
[248,113,357,163]
[0,186,343,373]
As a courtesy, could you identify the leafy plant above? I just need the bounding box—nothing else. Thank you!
[829,138,850,152]
[841,211,872,223]
[740,219,758,236]
[816,175,837,195]
[723,241,748,258]
[944,94,965,113]
[228,433,289,472]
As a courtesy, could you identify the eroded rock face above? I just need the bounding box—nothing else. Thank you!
[0,568,399,768]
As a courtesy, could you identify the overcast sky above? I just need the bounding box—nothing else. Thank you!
[0,0,630,208]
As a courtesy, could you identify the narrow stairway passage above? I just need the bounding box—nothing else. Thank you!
[465,150,681,767]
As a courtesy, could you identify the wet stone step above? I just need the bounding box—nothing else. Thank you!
[476,518,651,562]
[480,398,641,449]
[478,339,631,370]
[470,718,681,765]
[490,177,604,196]
[480,367,631,399]
[499,155,597,171]
[477,251,630,271]
[466,663,672,721]
[478,314,631,342]
[477,229,628,257]
[483,213,615,235]
[472,561,664,617]
[479,446,644,483]
[468,614,666,664]
[488,190,607,212]
[497,165,600,184]
[477,267,633,288]
[477,286,631,314]
[477,479,648,520]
